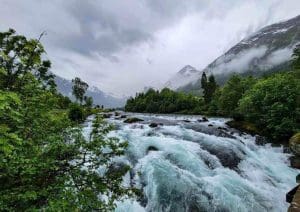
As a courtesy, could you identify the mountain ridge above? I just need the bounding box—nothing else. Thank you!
[173,14,300,93]
[54,75,126,108]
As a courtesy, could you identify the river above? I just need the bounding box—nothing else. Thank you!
[84,113,297,212]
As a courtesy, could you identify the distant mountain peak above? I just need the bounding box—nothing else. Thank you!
[164,65,200,90]
[178,65,198,75]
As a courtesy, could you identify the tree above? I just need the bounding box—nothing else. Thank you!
[217,75,256,116]
[84,96,93,108]
[201,72,207,90]
[292,44,300,70]
[202,73,217,104]
[0,29,132,211]
[72,77,88,104]
[238,73,300,140]
[0,29,55,91]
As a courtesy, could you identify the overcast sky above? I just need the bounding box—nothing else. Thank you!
[1,0,300,96]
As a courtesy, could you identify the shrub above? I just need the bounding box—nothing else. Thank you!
[68,104,84,122]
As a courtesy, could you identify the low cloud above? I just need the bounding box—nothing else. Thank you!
[1,0,300,95]
[211,46,268,74]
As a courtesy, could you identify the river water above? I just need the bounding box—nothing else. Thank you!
[85,113,298,212]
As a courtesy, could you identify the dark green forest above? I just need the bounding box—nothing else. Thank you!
[126,46,300,142]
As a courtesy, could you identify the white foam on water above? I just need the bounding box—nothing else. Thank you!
[85,113,298,212]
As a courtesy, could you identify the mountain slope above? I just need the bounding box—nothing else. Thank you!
[178,15,300,91]
[164,65,200,90]
[54,75,126,108]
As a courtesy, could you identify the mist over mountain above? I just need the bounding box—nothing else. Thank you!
[164,65,201,90]
[175,15,300,92]
[54,75,126,108]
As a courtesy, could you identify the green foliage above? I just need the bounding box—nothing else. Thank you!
[84,96,93,108]
[201,72,217,103]
[0,29,131,211]
[0,29,55,91]
[216,75,256,116]
[238,72,299,140]
[292,44,300,70]
[72,77,88,104]
[125,88,204,114]
[68,103,84,122]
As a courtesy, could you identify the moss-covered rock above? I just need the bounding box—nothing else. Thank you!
[124,117,144,123]
[290,133,300,156]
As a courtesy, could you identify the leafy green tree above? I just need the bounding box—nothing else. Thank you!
[0,29,55,91]
[217,75,256,116]
[72,77,88,104]
[0,29,132,211]
[238,73,300,140]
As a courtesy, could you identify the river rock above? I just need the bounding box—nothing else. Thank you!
[290,133,300,156]
[255,135,267,146]
[147,146,159,153]
[120,115,127,119]
[124,117,144,123]
[198,117,209,122]
[102,113,112,118]
[149,123,158,128]
[290,156,300,169]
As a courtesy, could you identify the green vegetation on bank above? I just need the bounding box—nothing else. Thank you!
[0,29,132,210]
[125,87,204,114]
[125,46,300,142]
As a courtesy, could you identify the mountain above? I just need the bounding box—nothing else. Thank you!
[164,65,200,90]
[54,75,126,108]
[177,15,300,92]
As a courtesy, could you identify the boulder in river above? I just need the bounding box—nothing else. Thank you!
[147,146,159,153]
[198,117,209,122]
[120,115,127,119]
[102,113,112,118]
[149,123,158,128]
[124,117,144,123]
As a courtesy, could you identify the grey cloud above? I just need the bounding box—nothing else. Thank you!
[51,0,208,58]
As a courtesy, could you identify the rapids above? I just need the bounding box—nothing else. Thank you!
[84,113,298,212]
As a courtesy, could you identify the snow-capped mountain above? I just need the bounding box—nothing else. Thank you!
[54,75,126,108]
[164,65,200,90]
[178,15,300,92]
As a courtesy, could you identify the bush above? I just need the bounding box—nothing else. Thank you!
[238,72,300,140]
[68,104,84,122]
